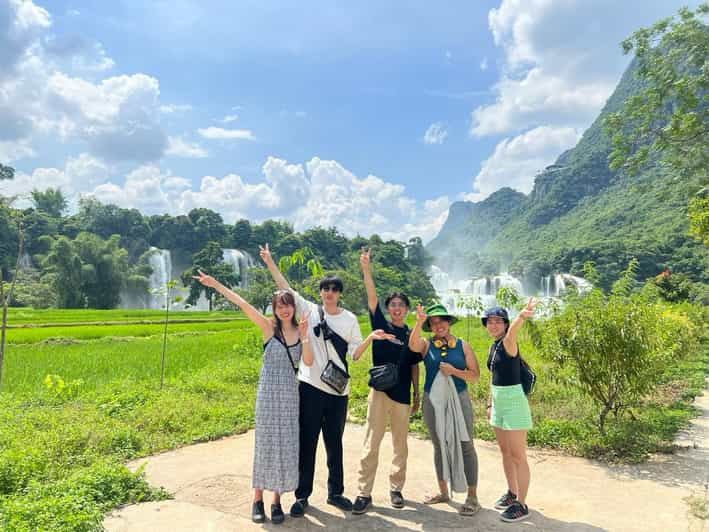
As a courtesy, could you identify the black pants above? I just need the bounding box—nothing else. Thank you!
[295,382,348,500]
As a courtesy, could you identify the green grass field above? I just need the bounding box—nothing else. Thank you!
[0,308,706,531]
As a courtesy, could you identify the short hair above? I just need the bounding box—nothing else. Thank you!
[319,276,344,292]
[384,292,410,308]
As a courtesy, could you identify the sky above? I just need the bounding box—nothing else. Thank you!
[0,0,698,243]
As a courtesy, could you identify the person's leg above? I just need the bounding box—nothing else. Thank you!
[254,488,263,502]
[388,397,411,493]
[494,427,518,496]
[422,394,449,502]
[507,430,530,504]
[294,383,324,501]
[357,389,388,497]
[458,390,478,497]
[322,392,348,498]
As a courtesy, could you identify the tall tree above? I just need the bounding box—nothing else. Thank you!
[0,222,23,388]
[605,4,708,180]
[181,242,238,310]
[31,188,68,218]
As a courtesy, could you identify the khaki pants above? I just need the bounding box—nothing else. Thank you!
[357,389,412,497]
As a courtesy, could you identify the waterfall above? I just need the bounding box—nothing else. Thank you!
[147,248,172,310]
[221,249,257,288]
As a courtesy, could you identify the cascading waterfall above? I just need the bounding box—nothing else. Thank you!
[147,248,173,310]
[430,267,592,316]
[221,249,257,288]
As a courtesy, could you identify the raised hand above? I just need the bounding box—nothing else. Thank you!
[259,243,273,265]
[370,329,396,342]
[360,246,371,270]
[415,304,427,326]
[520,297,539,320]
[298,312,309,339]
[192,269,218,288]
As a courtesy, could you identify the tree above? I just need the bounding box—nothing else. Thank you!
[182,242,238,310]
[237,267,277,313]
[605,4,708,180]
[31,188,68,218]
[188,208,227,245]
[0,163,13,181]
[406,237,433,269]
[541,260,690,433]
[688,187,709,245]
[230,218,253,249]
[0,222,24,387]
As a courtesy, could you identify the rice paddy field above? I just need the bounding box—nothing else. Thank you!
[0,308,706,531]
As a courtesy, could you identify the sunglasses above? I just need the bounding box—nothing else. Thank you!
[321,285,341,293]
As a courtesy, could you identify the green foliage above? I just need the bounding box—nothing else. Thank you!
[0,163,14,181]
[541,261,697,433]
[39,233,131,309]
[605,3,708,180]
[181,242,238,310]
[30,188,68,218]
[689,188,709,245]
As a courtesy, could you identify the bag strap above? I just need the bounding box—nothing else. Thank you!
[281,337,299,375]
[318,305,349,371]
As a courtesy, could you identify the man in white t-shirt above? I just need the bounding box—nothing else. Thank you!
[260,244,393,517]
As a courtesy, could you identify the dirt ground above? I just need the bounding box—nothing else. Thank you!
[104,384,709,532]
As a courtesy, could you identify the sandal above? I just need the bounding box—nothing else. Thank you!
[459,496,481,516]
[423,493,450,505]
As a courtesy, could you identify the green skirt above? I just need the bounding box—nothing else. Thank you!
[490,384,533,430]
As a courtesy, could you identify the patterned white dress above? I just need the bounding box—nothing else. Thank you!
[252,336,301,493]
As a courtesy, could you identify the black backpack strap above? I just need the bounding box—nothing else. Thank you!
[318,305,349,371]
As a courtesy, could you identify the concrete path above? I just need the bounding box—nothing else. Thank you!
[105,386,709,532]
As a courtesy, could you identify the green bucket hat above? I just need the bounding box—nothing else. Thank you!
[422,303,458,332]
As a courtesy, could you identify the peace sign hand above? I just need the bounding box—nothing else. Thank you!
[259,243,273,265]
[415,304,427,326]
[298,313,309,340]
[192,269,218,288]
[520,297,539,320]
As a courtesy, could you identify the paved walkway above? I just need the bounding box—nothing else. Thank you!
[105,385,709,532]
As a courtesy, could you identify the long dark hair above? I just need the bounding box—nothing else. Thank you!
[272,290,298,342]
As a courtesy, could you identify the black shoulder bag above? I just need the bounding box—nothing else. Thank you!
[368,325,408,392]
[315,306,350,394]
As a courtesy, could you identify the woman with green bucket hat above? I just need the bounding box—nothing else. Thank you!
[408,302,482,516]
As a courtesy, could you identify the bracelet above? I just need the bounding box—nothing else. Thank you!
[301,338,310,344]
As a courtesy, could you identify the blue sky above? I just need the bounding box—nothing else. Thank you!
[0,0,698,242]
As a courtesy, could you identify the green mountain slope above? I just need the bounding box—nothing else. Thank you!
[428,59,708,290]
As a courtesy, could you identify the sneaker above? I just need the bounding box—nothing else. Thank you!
[390,490,404,508]
[327,494,353,511]
[271,503,285,525]
[252,501,266,523]
[499,501,529,523]
[352,496,372,515]
[289,498,308,517]
[494,490,517,510]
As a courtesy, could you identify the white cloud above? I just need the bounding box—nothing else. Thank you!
[471,0,691,137]
[465,126,580,202]
[166,136,208,158]
[423,122,448,145]
[220,114,239,123]
[479,57,488,71]
[197,126,255,140]
[159,104,192,114]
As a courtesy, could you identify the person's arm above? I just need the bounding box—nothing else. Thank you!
[360,247,378,314]
[298,313,314,367]
[439,340,480,382]
[351,329,397,361]
[502,298,539,356]
[408,304,429,355]
[259,243,290,290]
[193,270,273,339]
